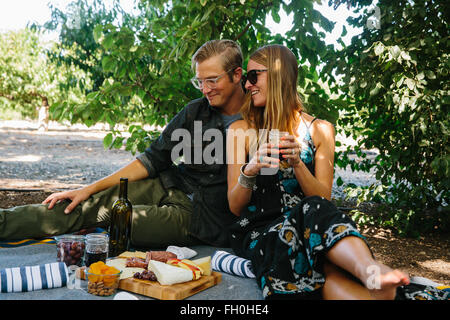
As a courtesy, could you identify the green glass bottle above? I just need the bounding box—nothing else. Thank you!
[108,178,132,257]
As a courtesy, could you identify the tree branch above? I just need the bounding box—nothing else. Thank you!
[0,92,15,101]
[234,22,252,42]
[234,1,273,42]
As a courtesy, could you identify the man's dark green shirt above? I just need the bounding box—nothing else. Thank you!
[137,97,240,246]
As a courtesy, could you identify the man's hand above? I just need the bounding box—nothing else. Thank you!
[42,187,91,214]
[41,159,149,214]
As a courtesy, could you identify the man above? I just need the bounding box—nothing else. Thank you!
[0,39,246,248]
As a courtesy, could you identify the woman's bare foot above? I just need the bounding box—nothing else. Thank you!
[364,263,410,300]
[325,236,410,300]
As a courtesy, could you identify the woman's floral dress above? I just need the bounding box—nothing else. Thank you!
[229,118,449,300]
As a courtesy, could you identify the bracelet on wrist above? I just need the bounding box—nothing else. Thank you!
[238,164,256,189]
[240,163,257,178]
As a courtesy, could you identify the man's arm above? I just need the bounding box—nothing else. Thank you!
[43,100,197,214]
[42,159,148,214]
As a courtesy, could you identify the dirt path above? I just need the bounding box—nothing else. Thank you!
[0,120,449,286]
[0,120,135,190]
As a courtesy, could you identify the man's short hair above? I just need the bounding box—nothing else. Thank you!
[191,39,243,78]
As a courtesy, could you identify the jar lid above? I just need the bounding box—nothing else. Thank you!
[54,234,86,242]
[86,233,109,239]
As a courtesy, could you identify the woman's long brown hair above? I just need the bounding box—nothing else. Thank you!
[241,45,303,138]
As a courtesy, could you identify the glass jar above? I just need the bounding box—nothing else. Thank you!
[266,130,290,172]
[86,269,122,296]
[55,234,86,267]
[268,130,289,160]
[85,233,109,267]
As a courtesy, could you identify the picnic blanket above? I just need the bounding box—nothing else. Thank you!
[397,283,450,300]
[0,237,55,248]
[1,233,448,300]
[0,228,106,248]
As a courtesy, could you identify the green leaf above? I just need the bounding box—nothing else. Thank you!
[118,85,132,96]
[102,56,116,72]
[93,24,103,43]
[112,136,125,149]
[369,83,381,96]
[391,46,401,58]
[405,78,415,90]
[374,43,384,56]
[86,91,98,100]
[271,10,281,24]
[341,25,347,37]
[401,51,411,61]
[128,68,137,81]
[425,70,436,79]
[103,133,113,149]
[102,34,115,50]
[118,65,127,78]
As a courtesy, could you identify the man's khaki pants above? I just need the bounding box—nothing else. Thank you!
[0,178,200,248]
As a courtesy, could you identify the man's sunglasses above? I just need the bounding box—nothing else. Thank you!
[242,69,268,85]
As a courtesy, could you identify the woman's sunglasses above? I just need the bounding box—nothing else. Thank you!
[242,69,268,85]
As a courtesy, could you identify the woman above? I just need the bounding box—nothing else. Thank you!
[226,44,410,300]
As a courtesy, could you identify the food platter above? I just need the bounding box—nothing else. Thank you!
[81,250,222,300]
[119,272,222,300]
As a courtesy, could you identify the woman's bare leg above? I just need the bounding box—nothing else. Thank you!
[325,236,410,300]
[322,261,373,300]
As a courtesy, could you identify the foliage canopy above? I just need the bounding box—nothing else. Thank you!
[332,0,449,235]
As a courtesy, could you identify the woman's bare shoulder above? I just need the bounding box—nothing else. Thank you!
[302,113,335,145]
[301,112,332,132]
[314,118,335,134]
[229,119,250,130]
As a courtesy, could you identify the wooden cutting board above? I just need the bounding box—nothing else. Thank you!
[118,272,222,300]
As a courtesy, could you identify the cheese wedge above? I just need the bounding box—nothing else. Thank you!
[191,256,212,276]
[148,260,193,285]
[167,259,203,280]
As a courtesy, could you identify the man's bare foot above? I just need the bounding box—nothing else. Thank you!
[365,264,410,300]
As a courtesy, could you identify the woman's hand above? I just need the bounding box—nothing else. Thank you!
[243,142,280,176]
[279,135,302,167]
[42,187,92,214]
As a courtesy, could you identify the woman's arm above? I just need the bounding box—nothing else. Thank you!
[226,120,279,216]
[227,120,252,216]
[291,120,335,200]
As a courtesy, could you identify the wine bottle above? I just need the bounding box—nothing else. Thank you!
[108,178,132,257]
